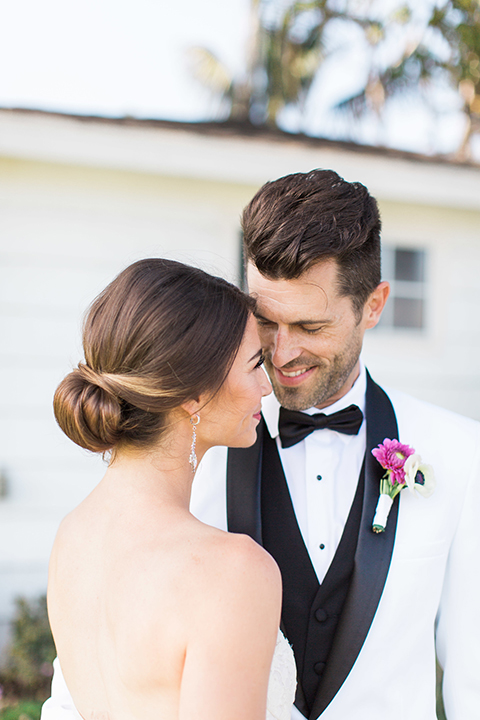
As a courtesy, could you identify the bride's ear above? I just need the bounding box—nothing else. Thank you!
[181,398,202,418]
[182,388,213,419]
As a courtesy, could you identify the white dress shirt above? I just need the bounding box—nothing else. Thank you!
[261,364,366,584]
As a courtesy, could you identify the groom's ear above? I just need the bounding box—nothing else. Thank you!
[363,281,390,329]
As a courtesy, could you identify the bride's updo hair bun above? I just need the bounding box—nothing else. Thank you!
[54,259,255,453]
[54,364,123,452]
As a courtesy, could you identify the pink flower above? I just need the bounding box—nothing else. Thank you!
[372,438,415,484]
[390,468,407,485]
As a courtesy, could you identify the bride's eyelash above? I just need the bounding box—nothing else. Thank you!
[254,353,266,369]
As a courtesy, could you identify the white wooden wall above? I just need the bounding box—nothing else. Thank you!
[363,200,480,420]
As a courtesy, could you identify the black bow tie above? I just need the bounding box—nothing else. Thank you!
[278,404,364,448]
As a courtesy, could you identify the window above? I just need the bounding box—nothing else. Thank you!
[378,247,426,330]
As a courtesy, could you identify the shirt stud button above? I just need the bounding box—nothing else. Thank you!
[316,475,322,481]
[319,543,325,550]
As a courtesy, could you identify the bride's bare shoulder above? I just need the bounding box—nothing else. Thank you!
[201,526,280,581]
[185,526,282,619]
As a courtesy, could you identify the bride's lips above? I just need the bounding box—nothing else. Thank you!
[253,411,262,421]
[273,365,316,387]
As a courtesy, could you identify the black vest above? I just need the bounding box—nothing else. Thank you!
[260,423,364,714]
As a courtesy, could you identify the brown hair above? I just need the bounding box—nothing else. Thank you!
[54,258,255,453]
[242,169,382,317]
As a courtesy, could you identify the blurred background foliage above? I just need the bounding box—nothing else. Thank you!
[190,0,480,159]
[0,596,55,718]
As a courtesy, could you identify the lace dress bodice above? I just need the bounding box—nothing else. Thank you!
[266,630,297,720]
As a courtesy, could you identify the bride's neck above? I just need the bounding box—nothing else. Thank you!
[101,427,204,511]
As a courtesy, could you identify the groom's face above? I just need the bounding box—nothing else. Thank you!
[247,260,386,411]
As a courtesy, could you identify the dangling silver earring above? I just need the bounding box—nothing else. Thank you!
[189,414,200,472]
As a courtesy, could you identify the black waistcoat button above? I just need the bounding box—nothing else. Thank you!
[315,608,328,622]
[314,661,326,675]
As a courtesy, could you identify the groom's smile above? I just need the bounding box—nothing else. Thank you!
[273,360,318,386]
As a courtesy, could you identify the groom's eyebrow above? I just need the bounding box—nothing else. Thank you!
[254,311,273,322]
[254,311,330,326]
[248,348,263,363]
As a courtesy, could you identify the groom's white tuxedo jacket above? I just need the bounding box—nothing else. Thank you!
[41,369,480,720]
[190,371,480,720]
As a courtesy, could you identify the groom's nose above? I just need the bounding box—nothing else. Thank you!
[269,328,303,368]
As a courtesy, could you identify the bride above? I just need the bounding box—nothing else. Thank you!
[47,258,296,720]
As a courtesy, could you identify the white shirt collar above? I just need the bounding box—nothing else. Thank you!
[262,361,367,440]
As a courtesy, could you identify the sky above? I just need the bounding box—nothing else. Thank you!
[0,0,475,158]
[0,0,249,120]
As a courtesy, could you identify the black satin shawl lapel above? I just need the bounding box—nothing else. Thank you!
[310,372,400,719]
[226,418,264,544]
[227,422,291,677]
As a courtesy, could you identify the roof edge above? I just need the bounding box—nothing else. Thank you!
[1,106,478,170]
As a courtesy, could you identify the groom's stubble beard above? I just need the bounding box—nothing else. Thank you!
[263,330,364,411]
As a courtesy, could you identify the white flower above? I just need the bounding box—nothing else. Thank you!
[404,454,421,492]
[404,454,435,498]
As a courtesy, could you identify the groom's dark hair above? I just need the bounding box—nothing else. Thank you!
[242,169,381,319]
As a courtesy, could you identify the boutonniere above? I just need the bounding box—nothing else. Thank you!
[371,438,435,533]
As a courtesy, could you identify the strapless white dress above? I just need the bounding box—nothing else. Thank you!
[266,630,297,720]
[42,630,296,720]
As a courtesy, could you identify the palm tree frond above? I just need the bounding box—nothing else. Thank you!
[187,47,233,95]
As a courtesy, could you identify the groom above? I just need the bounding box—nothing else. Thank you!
[191,170,480,719]
[42,170,479,719]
